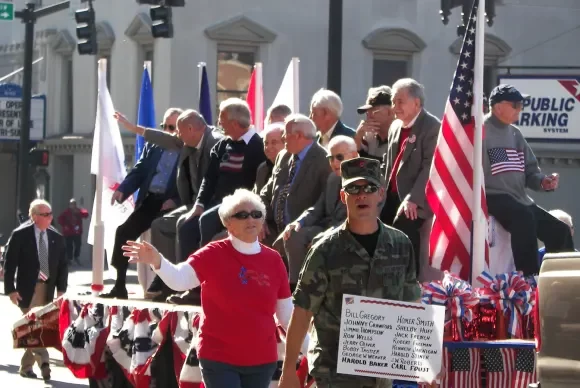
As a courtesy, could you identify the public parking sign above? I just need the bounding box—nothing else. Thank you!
[0,2,14,21]
[0,84,46,141]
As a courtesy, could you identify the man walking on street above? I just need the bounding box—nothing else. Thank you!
[57,198,88,265]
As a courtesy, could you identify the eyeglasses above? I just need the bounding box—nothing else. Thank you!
[231,210,263,220]
[344,184,379,195]
[160,123,176,131]
[37,212,53,217]
[326,153,345,162]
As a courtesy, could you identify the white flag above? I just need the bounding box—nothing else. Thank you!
[269,58,300,117]
[88,59,134,269]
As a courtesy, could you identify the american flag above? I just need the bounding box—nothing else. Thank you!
[483,348,513,387]
[425,0,489,280]
[488,148,525,175]
[512,348,538,388]
[445,348,481,387]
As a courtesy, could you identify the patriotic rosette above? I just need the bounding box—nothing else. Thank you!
[421,271,480,341]
[476,271,534,339]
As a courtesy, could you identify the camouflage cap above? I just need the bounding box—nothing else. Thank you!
[340,157,382,188]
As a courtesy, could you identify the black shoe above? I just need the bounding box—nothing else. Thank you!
[40,362,51,382]
[100,286,128,299]
[19,370,37,379]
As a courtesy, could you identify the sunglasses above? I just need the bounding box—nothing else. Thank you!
[231,210,263,220]
[326,153,345,162]
[160,123,176,131]
[37,212,53,217]
[344,184,379,195]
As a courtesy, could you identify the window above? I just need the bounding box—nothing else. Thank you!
[372,59,409,87]
[363,28,426,87]
[483,65,495,98]
[216,46,256,117]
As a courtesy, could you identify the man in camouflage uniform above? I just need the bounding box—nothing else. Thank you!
[278,157,421,388]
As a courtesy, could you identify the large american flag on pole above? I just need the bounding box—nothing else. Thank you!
[425,0,489,280]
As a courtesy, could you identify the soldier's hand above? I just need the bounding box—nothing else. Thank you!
[278,371,301,388]
[283,222,301,241]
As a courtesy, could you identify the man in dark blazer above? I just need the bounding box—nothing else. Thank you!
[381,78,440,275]
[259,114,331,251]
[309,88,355,148]
[281,135,358,290]
[4,199,67,381]
[102,108,182,299]
[115,109,222,300]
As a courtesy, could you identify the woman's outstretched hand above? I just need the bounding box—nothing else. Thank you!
[122,240,162,270]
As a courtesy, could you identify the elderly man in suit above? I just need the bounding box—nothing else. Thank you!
[254,122,285,194]
[114,108,222,300]
[282,135,358,290]
[310,89,355,148]
[4,199,67,382]
[381,78,440,275]
[260,113,331,249]
[102,108,182,299]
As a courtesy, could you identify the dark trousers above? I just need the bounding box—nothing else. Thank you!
[487,194,574,276]
[199,204,224,247]
[199,358,277,388]
[111,194,165,285]
[381,190,424,277]
[65,235,82,262]
[177,215,201,261]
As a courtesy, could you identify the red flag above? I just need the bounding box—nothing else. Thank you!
[246,64,264,131]
[425,0,489,280]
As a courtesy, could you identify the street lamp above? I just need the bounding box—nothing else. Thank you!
[440,0,496,36]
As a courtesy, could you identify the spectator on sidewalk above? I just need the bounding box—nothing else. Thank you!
[57,198,89,265]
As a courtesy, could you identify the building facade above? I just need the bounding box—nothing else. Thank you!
[0,0,579,257]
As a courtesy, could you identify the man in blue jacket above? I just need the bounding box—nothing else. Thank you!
[102,108,182,299]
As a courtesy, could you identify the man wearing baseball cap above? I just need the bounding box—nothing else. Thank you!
[354,86,396,160]
[279,157,424,388]
[484,84,574,277]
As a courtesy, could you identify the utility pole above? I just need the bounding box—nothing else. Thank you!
[14,0,71,219]
[326,0,342,95]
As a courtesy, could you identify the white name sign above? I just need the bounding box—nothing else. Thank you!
[337,294,445,383]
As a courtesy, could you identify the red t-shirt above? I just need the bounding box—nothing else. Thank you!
[187,239,291,366]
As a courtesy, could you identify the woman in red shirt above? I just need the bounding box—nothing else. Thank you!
[122,188,305,388]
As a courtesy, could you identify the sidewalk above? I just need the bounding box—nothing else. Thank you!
[0,261,142,387]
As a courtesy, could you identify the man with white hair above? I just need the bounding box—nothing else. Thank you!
[168,98,266,304]
[260,114,331,249]
[282,135,358,291]
[4,199,67,382]
[382,78,440,276]
[309,88,355,148]
[254,122,285,194]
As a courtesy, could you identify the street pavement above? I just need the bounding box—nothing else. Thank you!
[0,260,142,387]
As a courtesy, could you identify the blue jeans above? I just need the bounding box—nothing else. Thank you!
[199,358,277,388]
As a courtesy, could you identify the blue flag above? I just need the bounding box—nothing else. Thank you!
[199,65,213,124]
[136,67,155,161]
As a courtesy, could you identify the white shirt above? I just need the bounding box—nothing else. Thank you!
[320,121,338,148]
[34,225,49,255]
[239,127,256,144]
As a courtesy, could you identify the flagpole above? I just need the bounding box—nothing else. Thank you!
[255,63,263,131]
[91,59,107,296]
[471,0,486,286]
[197,62,205,107]
[292,57,300,113]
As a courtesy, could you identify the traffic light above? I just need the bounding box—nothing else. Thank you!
[150,5,173,38]
[29,148,49,167]
[75,7,98,55]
